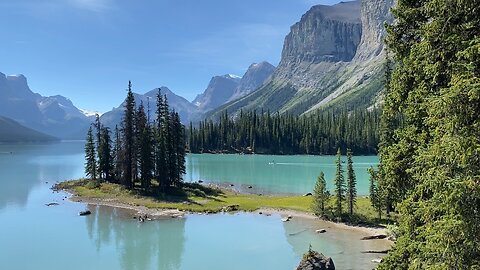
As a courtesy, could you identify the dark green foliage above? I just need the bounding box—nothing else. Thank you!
[136,101,154,190]
[368,167,381,220]
[113,125,122,183]
[83,84,187,195]
[121,81,136,189]
[84,126,97,180]
[378,0,480,268]
[97,127,113,181]
[312,171,329,217]
[189,108,380,155]
[346,148,356,216]
[334,148,345,218]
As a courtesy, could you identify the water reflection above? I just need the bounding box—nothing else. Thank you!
[0,142,84,209]
[85,205,186,270]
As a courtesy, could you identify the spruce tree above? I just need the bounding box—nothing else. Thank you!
[121,81,136,189]
[378,1,480,268]
[333,148,345,218]
[346,148,356,216]
[172,111,186,185]
[312,171,329,217]
[154,89,168,191]
[113,125,122,183]
[98,127,113,181]
[84,126,97,180]
[136,101,153,190]
[368,167,381,220]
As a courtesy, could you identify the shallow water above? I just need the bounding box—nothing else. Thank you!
[0,141,386,270]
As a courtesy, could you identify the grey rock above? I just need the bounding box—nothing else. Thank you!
[228,62,275,102]
[296,249,335,270]
[193,74,240,113]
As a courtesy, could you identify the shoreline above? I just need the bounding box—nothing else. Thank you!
[66,190,389,237]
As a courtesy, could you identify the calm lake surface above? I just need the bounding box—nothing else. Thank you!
[0,141,385,270]
[185,153,378,195]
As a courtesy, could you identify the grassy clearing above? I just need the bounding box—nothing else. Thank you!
[57,179,395,225]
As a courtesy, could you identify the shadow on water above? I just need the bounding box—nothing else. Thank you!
[85,205,186,270]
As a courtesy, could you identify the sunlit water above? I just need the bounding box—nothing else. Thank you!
[185,153,378,195]
[0,141,386,270]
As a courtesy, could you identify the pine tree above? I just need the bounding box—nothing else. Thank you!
[346,148,356,216]
[333,148,345,218]
[84,126,97,180]
[368,167,381,220]
[312,171,329,217]
[378,1,480,268]
[98,127,113,181]
[154,89,168,191]
[172,111,186,186]
[121,81,136,189]
[113,125,122,183]
[136,101,153,190]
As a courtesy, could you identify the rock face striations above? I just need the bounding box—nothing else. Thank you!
[208,0,394,119]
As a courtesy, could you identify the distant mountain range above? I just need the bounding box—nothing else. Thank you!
[1,0,393,139]
[0,72,93,139]
[208,0,393,118]
[0,116,58,143]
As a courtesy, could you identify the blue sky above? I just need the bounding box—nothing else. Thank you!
[1,0,343,112]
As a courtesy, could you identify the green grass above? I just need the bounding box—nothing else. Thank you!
[57,179,395,225]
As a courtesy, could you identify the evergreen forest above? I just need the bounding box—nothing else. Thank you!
[188,108,380,155]
[84,81,186,193]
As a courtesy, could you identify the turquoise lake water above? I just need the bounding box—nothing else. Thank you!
[185,153,378,195]
[0,141,385,270]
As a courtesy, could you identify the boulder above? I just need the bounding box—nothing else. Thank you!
[315,229,327,234]
[296,249,335,270]
[304,192,313,196]
[222,204,240,212]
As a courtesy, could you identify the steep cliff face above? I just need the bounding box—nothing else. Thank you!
[208,0,393,119]
[281,1,361,64]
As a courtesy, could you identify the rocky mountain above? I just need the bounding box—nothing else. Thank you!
[228,61,276,102]
[0,116,58,143]
[208,0,393,119]
[192,74,241,113]
[100,86,198,128]
[0,72,92,139]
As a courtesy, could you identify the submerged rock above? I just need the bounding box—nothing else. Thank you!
[45,202,59,206]
[361,234,387,240]
[296,249,335,270]
[79,210,91,216]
